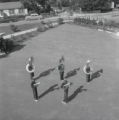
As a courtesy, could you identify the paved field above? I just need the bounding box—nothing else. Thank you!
[0,24,119,120]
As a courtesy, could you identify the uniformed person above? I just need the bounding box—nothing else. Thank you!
[62,80,72,104]
[26,57,35,80]
[25,56,40,102]
[31,79,40,102]
[83,60,93,82]
[58,56,65,81]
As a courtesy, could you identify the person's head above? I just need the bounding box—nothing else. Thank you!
[28,56,34,65]
[61,56,64,61]
[59,56,64,64]
[86,60,91,66]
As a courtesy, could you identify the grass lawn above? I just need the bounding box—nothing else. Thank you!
[0,22,40,34]
[0,24,119,120]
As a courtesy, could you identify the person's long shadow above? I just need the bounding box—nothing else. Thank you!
[65,67,80,79]
[38,84,59,100]
[34,68,55,80]
[66,85,87,103]
[90,69,103,82]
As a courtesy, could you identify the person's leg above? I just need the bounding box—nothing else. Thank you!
[86,74,90,82]
[32,86,38,101]
[30,72,34,80]
[63,87,68,103]
[34,87,38,100]
[65,87,68,102]
[61,71,64,80]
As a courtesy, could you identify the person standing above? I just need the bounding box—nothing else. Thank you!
[26,56,40,102]
[62,80,71,104]
[31,79,40,102]
[58,56,65,81]
[83,60,93,82]
[26,57,35,80]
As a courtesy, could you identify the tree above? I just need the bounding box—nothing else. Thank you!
[0,0,19,2]
[76,0,112,11]
[20,0,52,14]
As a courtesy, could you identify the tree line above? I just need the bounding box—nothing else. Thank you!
[0,0,118,13]
[0,0,19,2]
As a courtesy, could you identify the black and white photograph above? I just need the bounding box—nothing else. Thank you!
[0,0,119,120]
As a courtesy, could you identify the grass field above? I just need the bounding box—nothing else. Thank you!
[0,22,40,34]
[0,24,119,120]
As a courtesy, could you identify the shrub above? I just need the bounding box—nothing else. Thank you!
[46,21,53,28]
[5,39,16,52]
[37,24,46,32]
[57,18,64,24]
[10,24,20,32]
[44,24,49,30]
[0,38,18,53]
[98,20,103,26]
[0,15,25,23]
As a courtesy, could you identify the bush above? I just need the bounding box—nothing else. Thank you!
[0,38,18,53]
[100,8,112,13]
[5,39,16,52]
[37,24,47,32]
[44,24,49,30]
[57,18,64,24]
[10,24,20,32]
[0,15,25,23]
[45,21,53,28]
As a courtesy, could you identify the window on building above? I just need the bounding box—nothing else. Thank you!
[9,9,15,15]
[0,11,3,16]
[19,9,24,14]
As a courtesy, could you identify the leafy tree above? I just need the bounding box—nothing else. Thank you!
[0,0,19,2]
[75,0,112,11]
[20,0,52,14]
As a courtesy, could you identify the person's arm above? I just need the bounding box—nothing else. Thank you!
[63,82,72,88]
[34,81,40,86]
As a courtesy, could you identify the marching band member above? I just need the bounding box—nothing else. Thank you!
[62,80,72,104]
[26,56,41,102]
[83,60,93,82]
[31,79,40,102]
[58,56,65,81]
[26,56,35,80]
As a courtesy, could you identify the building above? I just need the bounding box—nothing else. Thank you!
[0,1,28,18]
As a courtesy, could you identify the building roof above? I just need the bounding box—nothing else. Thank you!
[0,1,23,10]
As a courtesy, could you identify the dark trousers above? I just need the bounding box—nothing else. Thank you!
[63,87,69,102]
[60,71,64,80]
[31,82,38,100]
[86,74,90,82]
[30,72,34,80]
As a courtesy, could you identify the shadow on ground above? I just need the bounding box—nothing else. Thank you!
[65,67,80,79]
[34,68,55,80]
[90,69,103,82]
[38,84,59,100]
[66,85,87,103]
[11,44,26,53]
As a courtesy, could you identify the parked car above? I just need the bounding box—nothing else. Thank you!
[25,13,43,21]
